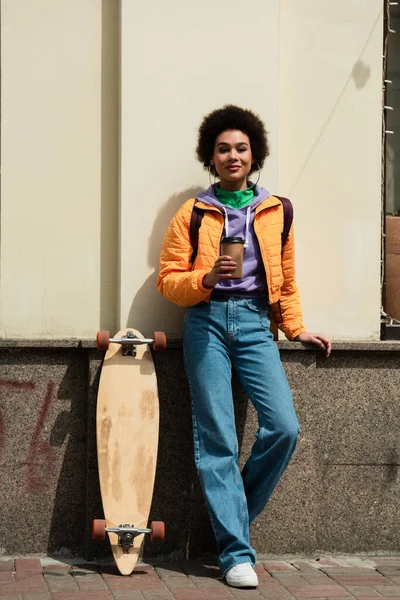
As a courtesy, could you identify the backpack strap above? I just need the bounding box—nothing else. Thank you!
[275,196,293,251]
[189,200,204,264]
[189,196,293,263]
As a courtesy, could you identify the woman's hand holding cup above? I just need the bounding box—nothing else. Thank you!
[202,256,237,289]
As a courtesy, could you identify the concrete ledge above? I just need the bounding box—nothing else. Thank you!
[1,338,400,351]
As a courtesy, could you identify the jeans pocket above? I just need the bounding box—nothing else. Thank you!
[243,299,271,332]
[242,299,266,312]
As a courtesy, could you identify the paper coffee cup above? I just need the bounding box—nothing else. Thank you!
[220,237,245,279]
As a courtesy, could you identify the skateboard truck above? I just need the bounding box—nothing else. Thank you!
[119,331,152,357]
[96,330,167,356]
[112,524,152,553]
[92,520,165,552]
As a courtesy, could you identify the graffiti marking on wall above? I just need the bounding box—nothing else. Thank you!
[0,379,57,492]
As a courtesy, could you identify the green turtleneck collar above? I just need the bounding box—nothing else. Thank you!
[215,185,255,209]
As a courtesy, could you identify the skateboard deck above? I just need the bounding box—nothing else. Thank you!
[94,328,165,575]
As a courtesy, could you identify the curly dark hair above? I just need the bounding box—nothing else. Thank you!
[196,105,269,176]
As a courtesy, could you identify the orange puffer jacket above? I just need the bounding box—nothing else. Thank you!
[157,195,306,340]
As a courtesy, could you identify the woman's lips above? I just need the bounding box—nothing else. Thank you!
[226,165,240,171]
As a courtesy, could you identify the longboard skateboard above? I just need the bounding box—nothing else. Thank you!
[92,328,166,575]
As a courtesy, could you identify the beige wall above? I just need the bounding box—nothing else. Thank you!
[0,0,118,338]
[279,0,383,340]
[119,0,280,337]
[0,1,383,340]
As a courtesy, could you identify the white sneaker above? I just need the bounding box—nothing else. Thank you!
[225,562,258,588]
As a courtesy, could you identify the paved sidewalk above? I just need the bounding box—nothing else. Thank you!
[1,556,400,600]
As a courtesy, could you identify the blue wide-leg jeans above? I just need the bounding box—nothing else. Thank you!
[183,297,300,576]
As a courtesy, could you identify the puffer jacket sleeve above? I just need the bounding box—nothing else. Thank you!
[269,221,307,340]
[157,200,213,307]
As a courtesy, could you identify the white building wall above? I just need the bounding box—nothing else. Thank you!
[0,1,383,340]
[280,0,383,340]
[0,0,119,338]
[119,0,280,337]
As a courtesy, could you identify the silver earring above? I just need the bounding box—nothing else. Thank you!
[208,165,219,187]
[252,163,261,186]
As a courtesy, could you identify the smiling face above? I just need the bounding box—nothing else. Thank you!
[211,130,253,191]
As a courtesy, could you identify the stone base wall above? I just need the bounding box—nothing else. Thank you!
[0,340,399,560]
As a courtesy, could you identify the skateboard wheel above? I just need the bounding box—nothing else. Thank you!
[153,332,167,352]
[92,519,106,541]
[97,331,110,351]
[150,520,165,542]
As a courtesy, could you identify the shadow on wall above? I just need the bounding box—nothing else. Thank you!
[288,8,377,197]
[142,356,249,562]
[127,187,204,336]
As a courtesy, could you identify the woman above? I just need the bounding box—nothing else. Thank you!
[157,105,331,588]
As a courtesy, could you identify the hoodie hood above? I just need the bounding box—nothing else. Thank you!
[196,183,270,248]
[196,182,270,210]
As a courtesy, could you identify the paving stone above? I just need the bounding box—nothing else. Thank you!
[135,567,159,577]
[0,575,48,594]
[14,572,43,581]
[0,561,15,572]
[228,588,263,598]
[258,578,282,588]
[141,590,176,599]
[106,577,163,590]
[40,558,73,568]
[271,575,308,586]
[111,592,145,600]
[343,586,381,597]
[46,576,79,592]
[258,587,294,598]
[0,572,14,582]
[302,575,334,585]
[71,565,99,574]
[43,570,71,579]
[285,585,351,598]
[99,565,121,578]
[355,598,400,600]
[42,566,71,574]
[337,560,376,570]
[329,575,391,586]
[154,565,186,578]
[21,595,51,600]
[263,563,297,573]
[189,575,225,587]
[328,572,383,579]
[320,569,377,575]
[372,560,400,568]
[312,559,342,568]
[163,577,196,590]
[255,570,279,587]
[290,562,320,573]
[52,592,112,599]
[180,563,220,578]
[14,560,42,572]
[254,567,277,583]
[74,573,108,591]
[172,588,232,599]
[0,595,22,600]
[373,587,400,596]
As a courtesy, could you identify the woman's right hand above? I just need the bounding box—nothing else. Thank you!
[202,255,237,289]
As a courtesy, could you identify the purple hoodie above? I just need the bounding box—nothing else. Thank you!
[196,184,271,297]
